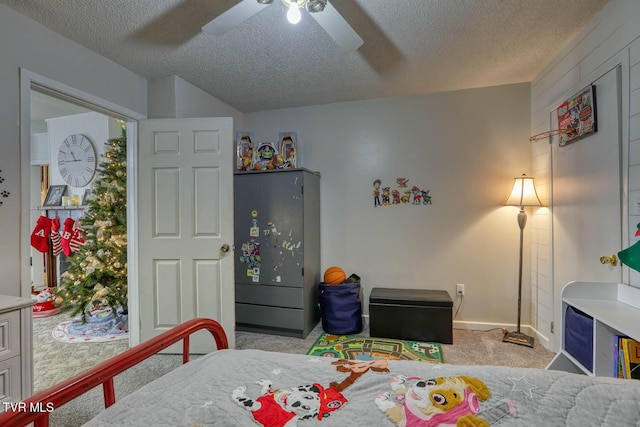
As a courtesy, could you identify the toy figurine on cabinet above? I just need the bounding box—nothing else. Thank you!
[253,142,278,170]
[236,132,255,171]
[278,132,297,169]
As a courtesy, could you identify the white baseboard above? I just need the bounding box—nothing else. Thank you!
[362,316,553,351]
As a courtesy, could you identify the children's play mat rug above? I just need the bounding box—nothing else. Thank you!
[308,333,444,363]
[52,307,128,343]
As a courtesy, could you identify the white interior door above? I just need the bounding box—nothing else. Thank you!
[138,118,235,352]
[551,66,622,346]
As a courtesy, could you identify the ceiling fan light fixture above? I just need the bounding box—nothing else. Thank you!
[256,0,273,4]
[306,0,327,13]
[283,0,305,24]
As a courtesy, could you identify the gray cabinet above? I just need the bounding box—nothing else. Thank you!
[0,295,34,409]
[234,169,320,338]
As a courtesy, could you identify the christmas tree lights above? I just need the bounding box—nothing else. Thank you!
[54,126,128,322]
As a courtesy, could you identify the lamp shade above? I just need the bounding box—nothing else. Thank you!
[505,174,542,207]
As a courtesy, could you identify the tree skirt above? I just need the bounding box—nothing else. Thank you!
[52,307,128,343]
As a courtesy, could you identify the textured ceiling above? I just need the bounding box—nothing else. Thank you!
[2,0,609,113]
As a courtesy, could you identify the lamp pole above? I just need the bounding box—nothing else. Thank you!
[503,174,539,347]
[516,207,526,334]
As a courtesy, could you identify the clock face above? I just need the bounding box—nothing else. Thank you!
[57,134,97,188]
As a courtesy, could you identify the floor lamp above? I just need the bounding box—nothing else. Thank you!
[503,174,541,348]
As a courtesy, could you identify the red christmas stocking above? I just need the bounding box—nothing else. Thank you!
[61,218,75,257]
[50,217,63,256]
[31,216,52,252]
[69,223,86,254]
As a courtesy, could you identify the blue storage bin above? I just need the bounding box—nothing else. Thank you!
[564,305,593,371]
[319,282,362,335]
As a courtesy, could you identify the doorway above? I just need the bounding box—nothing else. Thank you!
[20,69,145,392]
[20,69,145,339]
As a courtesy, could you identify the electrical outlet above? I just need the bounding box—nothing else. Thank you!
[456,284,465,296]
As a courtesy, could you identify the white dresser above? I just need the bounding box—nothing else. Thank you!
[0,295,34,405]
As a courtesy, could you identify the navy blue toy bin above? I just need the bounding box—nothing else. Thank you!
[319,282,363,335]
[564,305,594,372]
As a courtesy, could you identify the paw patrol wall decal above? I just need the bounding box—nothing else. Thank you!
[372,178,432,207]
[0,168,9,207]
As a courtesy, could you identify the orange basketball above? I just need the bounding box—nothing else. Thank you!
[324,266,346,285]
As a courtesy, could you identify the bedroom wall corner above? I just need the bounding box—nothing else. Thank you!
[245,83,532,331]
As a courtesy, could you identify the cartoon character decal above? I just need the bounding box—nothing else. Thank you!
[370,178,432,208]
[373,179,382,207]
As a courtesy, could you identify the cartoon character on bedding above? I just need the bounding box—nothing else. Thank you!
[232,379,347,427]
[375,375,492,426]
[330,359,390,392]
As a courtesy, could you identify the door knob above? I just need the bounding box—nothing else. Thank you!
[220,243,230,253]
[600,254,618,266]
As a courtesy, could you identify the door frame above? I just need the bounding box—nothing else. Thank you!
[19,69,146,345]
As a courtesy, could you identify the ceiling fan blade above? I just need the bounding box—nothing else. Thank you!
[201,0,267,36]
[309,1,363,52]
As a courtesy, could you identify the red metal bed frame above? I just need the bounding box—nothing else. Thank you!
[0,317,229,427]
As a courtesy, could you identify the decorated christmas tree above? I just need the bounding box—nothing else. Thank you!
[54,126,128,322]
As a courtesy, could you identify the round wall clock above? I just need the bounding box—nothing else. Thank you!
[57,133,97,188]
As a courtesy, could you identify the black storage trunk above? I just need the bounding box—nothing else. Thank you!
[369,288,453,344]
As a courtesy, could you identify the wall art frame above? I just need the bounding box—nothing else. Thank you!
[556,84,597,147]
[43,185,67,207]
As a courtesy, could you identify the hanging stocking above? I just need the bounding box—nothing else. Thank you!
[61,218,75,257]
[30,216,52,252]
[50,217,63,256]
[69,223,86,254]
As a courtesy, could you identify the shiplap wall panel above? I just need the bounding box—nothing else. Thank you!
[529,0,640,351]
[631,63,640,90]
[631,41,640,67]
[628,36,640,245]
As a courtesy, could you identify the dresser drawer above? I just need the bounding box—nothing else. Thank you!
[0,355,22,405]
[236,284,303,308]
[236,303,303,330]
[0,311,20,362]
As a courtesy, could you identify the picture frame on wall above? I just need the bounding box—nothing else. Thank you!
[43,185,67,207]
[82,189,92,205]
[556,84,597,147]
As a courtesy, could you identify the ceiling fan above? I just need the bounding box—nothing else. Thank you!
[201,0,364,52]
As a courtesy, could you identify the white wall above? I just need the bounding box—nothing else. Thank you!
[148,75,244,128]
[530,0,640,351]
[246,84,533,329]
[0,4,147,296]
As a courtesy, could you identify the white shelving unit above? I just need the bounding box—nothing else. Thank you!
[547,281,640,377]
